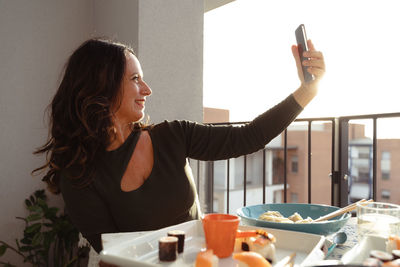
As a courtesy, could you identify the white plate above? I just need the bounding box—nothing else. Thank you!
[341,235,387,265]
[100,220,326,267]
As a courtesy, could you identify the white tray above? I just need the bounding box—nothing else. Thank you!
[100,220,326,267]
[341,235,387,265]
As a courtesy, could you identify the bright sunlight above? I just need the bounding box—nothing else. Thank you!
[204,0,400,123]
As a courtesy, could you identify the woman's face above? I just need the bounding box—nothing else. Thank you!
[113,52,152,124]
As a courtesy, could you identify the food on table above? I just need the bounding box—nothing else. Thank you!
[392,250,400,260]
[363,257,384,267]
[259,211,313,224]
[363,235,400,267]
[158,236,178,262]
[370,250,394,262]
[259,211,293,223]
[167,230,185,253]
[233,251,272,267]
[234,229,276,263]
[261,211,283,218]
[195,249,219,267]
[364,258,400,267]
[387,235,400,253]
[384,259,400,267]
[288,212,304,222]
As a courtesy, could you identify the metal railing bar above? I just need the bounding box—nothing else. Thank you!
[340,112,400,120]
[227,159,230,214]
[331,119,336,206]
[243,155,247,206]
[308,121,312,204]
[195,160,200,203]
[197,160,200,190]
[207,112,400,127]
[284,129,288,203]
[262,149,266,204]
[203,111,400,211]
[338,118,350,207]
[373,118,377,201]
[210,161,214,212]
[295,117,336,122]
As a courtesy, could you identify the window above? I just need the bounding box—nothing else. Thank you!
[291,155,298,173]
[358,171,370,183]
[382,172,390,180]
[381,190,390,200]
[381,151,391,180]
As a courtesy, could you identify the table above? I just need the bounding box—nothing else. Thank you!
[326,217,357,260]
[97,217,358,265]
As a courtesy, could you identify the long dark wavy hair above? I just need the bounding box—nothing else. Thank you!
[33,38,136,194]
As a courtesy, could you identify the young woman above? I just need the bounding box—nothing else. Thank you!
[34,38,325,253]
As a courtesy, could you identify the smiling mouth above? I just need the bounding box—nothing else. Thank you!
[135,100,145,107]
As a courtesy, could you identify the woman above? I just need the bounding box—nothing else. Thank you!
[33,38,325,253]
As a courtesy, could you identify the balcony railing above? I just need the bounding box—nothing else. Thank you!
[189,112,400,214]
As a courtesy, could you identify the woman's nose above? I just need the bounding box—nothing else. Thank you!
[140,81,152,96]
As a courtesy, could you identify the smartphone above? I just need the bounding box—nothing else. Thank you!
[295,24,314,83]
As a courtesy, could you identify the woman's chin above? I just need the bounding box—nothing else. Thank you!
[134,113,146,124]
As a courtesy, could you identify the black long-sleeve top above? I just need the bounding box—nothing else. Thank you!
[59,94,303,253]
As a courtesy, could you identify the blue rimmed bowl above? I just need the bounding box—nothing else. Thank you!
[237,203,351,235]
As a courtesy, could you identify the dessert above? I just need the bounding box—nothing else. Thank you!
[234,229,276,263]
[168,230,185,253]
[158,236,178,262]
[392,250,400,260]
[363,257,383,267]
[233,251,272,267]
[195,249,219,267]
[370,250,394,262]
[383,259,400,267]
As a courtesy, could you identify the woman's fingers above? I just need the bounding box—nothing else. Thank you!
[291,44,305,83]
[303,47,325,80]
[291,44,300,64]
[307,66,325,77]
[304,40,325,72]
[303,59,325,69]
[307,39,315,51]
[304,50,323,59]
[292,40,325,84]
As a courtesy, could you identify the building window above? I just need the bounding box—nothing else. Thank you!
[381,151,391,180]
[291,155,298,173]
[381,190,390,200]
[382,171,390,180]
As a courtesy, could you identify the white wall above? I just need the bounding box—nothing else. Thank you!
[93,0,139,53]
[0,0,204,264]
[0,0,93,265]
[138,0,204,123]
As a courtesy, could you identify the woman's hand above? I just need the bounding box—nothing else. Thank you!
[291,40,326,108]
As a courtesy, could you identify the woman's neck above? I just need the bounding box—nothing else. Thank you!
[107,120,134,151]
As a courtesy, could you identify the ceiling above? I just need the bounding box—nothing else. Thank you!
[204,0,236,12]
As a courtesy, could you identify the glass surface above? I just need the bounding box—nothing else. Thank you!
[356,202,400,240]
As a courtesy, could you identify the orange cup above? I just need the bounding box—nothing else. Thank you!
[202,213,240,258]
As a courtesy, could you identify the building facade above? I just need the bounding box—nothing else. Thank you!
[197,109,400,213]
